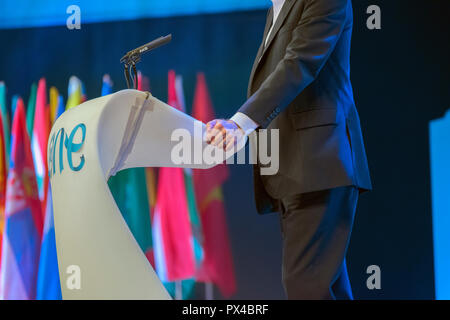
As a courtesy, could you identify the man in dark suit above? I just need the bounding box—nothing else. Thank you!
[205,0,372,299]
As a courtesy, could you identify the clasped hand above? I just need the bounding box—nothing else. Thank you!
[205,119,245,151]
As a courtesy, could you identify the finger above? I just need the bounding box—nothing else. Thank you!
[205,129,213,143]
[225,136,237,151]
[216,132,228,150]
[210,122,225,145]
[206,125,223,145]
[222,131,235,147]
[220,130,235,150]
[205,120,218,143]
[211,128,226,147]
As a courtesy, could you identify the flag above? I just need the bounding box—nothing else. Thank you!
[191,72,236,297]
[138,71,157,265]
[66,76,86,110]
[184,168,204,269]
[144,165,157,267]
[36,184,61,300]
[156,74,204,299]
[105,74,154,263]
[173,167,204,299]
[0,109,7,271]
[26,82,37,137]
[108,169,153,260]
[36,96,64,300]
[101,74,113,96]
[152,71,196,285]
[152,168,195,282]
[137,71,159,266]
[176,75,204,272]
[31,78,50,215]
[11,95,20,117]
[0,82,10,167]
[138,72,150,94]
[49,86,59,124]
[55,95,65,124]
[0,97,43,300]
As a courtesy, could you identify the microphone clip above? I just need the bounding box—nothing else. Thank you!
[120,34,172,89]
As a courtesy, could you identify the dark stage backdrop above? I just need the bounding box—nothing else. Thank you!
[1,0,449,299]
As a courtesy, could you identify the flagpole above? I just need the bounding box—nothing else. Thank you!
[205,282,214,300]
[175,281,183,300]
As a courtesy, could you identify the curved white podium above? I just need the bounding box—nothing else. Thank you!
[48,89,243,299]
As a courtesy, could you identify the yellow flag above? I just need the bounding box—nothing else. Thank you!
[49,86,59,124]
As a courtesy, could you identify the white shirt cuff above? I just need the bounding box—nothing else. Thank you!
[231,112,259,136]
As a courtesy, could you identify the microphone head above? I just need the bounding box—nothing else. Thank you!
[120,34,172,64]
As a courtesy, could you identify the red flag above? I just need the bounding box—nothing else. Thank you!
[31,78,50,217]
[191,72,236,297]
[137,71,150,93]
[0,111,6,269]
[0,97,43,299]
[151,70,195,281]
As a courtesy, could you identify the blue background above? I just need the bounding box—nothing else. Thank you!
[0,0,270,29]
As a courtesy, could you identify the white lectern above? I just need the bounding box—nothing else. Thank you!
[48,89,243,299]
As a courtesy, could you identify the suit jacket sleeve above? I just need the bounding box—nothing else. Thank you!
[238,0,349,128]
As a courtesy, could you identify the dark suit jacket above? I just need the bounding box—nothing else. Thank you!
[238,0,372,214]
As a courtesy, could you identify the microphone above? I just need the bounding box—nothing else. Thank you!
[120,34,172,64]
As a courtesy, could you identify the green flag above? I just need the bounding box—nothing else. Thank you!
[184,168,204,267]
[26,82,37,137]
[108,169,153,256]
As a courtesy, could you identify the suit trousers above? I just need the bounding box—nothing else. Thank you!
[278,186,358,300]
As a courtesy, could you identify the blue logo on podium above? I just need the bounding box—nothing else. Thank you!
[49,123,86,177]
